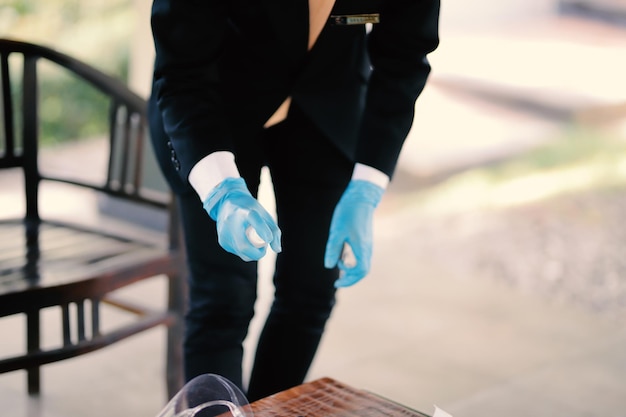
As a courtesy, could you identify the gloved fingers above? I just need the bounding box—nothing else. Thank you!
[260,213,282,253]
[334,242,370,287]
[324,232,344,269]
[217,232,267,262]
[236,244,267,262]
[334,263,367,287]
[216,216,267,262]
[247,209,282,253]
[268,234,282,253]
[340,242,357,268]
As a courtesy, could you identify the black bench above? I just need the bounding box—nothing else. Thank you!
[0,38,185,399]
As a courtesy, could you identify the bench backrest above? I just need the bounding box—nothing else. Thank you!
[0,38,185,398]
[0,38,169,224]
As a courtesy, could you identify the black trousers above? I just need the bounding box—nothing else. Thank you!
[149,97,352,401]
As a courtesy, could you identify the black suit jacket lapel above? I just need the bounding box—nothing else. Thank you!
[264,0,309,62]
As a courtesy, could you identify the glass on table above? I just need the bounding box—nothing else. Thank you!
[156,374,254,417]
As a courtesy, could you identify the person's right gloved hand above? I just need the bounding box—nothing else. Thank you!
[203,177,281,262]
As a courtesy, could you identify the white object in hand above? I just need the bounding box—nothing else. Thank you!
[246,226,266,248]
[342,242,357,268]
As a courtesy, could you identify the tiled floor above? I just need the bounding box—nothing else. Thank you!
[2,5,626,417]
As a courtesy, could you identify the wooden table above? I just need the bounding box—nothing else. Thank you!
[250,377,431,417]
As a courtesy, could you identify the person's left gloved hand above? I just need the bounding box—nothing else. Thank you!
[324,180,384,287]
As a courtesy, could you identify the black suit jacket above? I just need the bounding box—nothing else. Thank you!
[150,0,440,182]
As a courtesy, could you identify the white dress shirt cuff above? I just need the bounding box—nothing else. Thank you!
[188,151,241,202]
[352,163,389,190]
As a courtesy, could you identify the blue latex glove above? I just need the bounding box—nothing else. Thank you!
[203,177,281,261]
[324,180,384,287]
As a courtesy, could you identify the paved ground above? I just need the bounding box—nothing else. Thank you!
[1,3,626,417]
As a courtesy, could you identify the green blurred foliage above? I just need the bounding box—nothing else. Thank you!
[39,67,111,145]
[2,0,36,15]
[1,0,133,145]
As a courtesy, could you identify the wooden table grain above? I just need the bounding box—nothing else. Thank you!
[250,377,430,417]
